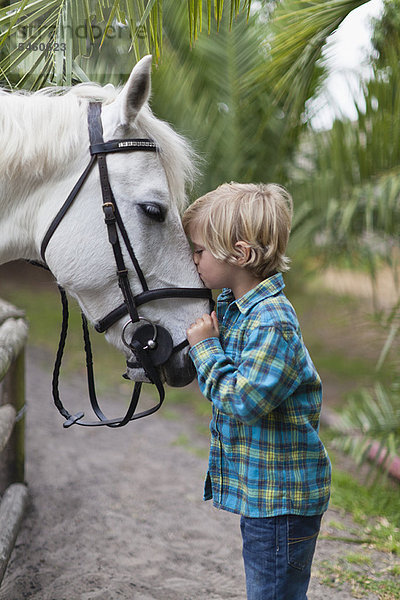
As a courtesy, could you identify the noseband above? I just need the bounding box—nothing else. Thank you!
[38,102,212,428]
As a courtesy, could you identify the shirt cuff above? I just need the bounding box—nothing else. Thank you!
[189,337,223,371]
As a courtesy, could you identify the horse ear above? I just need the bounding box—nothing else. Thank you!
[119,55,152,125]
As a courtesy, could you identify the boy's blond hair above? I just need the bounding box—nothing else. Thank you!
[182,182,293,279]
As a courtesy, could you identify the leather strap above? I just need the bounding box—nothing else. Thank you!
[99,181,140,325]
[91,139,157,155]
[95,287,213,333]
[40,155,96,261]
[55,288,166,428]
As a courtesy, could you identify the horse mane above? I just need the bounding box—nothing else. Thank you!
[0,83,197,211]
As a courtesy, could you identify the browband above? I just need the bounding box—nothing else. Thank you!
[91,140,158,155]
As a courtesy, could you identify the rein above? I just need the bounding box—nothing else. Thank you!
[37,102,212,429]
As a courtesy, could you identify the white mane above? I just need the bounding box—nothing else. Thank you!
[0,83,197,211]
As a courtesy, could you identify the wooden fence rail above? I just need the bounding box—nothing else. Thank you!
[0,298,29,584]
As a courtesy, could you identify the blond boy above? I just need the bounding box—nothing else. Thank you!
[183,182,331,600]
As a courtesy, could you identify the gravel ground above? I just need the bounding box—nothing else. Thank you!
[0,346,395,600]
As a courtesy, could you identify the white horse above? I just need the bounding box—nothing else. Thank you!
[0,55,208,390]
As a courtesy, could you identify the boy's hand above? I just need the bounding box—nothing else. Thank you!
[186,311,219,347]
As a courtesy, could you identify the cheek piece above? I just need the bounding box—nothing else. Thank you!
[33,102,213,429]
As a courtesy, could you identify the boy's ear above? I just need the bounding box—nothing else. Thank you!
[234,241,251,265]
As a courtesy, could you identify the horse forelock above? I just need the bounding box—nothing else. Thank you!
[0,83,197,211]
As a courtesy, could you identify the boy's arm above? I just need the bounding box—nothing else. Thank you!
[188,321,305,424]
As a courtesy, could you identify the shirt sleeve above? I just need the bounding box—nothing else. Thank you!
[189,326,302,424]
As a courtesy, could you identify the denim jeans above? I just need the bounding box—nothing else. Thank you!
[240,513,322,600]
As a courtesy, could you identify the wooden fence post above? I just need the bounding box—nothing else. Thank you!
[0,298,29,585]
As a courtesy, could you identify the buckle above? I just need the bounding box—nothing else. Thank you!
[102,201,114,211]
[102,202,116,225]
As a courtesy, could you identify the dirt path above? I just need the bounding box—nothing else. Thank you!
[0,347,394,600]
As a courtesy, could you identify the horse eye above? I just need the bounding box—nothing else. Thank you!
[138,203,166,222]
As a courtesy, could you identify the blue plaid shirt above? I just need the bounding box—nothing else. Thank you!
[189,273,331,517]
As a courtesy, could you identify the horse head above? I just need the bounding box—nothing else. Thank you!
[1,56,209,391]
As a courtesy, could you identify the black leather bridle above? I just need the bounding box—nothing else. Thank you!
[38,101,212,428]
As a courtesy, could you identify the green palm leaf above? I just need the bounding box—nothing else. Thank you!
[0,0,253,89]
[291,49,400,264]
[336,382,400,481]
[256,0,370,141]
[151,1,285,194]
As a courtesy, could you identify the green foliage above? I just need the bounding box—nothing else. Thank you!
[286,5,400,472]
[371,0,400,68]
[0,0,163,88]
[287,4,400,285]
[334,382,400,482]
[329,450,400,553]
[291,51,400,264]
[264,0,369,143]
[187,0,252,45]
[151,1,286,194]
[317,559,400,599]
[0,0,252,89]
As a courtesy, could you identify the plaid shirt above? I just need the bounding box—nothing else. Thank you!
[189,273,331,517]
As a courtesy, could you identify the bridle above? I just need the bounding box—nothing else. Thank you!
[38,101,212,429]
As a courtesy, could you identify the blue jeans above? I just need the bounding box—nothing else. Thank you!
[240,513,322,600]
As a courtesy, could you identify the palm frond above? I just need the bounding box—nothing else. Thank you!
[335,382,400,481]
[291,47,400,264]
[0,0,168,88]
[188,0,252,44]
[376,307,400,372]
[263,0,370,129]
[0,0,253,89]
[151,1,285,194]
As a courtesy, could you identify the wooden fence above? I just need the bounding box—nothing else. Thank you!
[0,298,29,584]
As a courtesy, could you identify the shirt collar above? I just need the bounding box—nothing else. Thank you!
[219,273,285,315]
